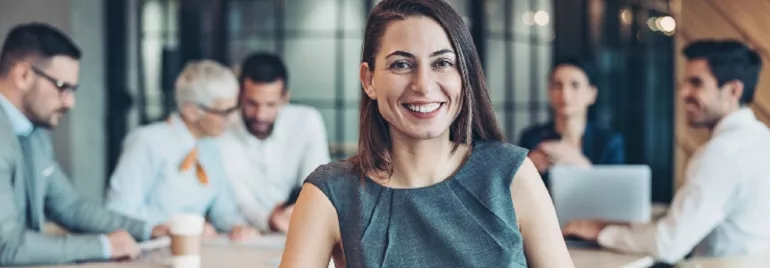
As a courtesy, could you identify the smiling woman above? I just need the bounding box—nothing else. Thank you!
[279,1,573,267]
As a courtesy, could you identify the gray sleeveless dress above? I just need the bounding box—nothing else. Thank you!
[305,141,529,268]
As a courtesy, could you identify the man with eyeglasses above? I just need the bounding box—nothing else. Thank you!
[105,60,258,241]
[0,23,167,265]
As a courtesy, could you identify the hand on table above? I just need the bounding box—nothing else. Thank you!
[150,224,169,238]
[561,220,609,242]
[107,230,141,260]
[203,222,218,238]
[269,203,295,234]
[539,141,591,166]
[229,225,260,242]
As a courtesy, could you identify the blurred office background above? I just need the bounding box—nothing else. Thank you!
[128,0,676,205]
[6,0,768,208]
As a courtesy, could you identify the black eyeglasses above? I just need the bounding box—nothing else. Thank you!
[30,66,78,92]
[196,103,239,117]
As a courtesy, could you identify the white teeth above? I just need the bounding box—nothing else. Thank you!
[405,103,441,113]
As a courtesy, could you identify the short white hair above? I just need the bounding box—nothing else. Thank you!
[174,60,239,110]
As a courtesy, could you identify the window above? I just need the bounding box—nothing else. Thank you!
[134,0,552,159]
[485,0,553,143]
[137,0,179,123]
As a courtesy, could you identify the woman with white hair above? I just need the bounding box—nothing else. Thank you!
[106,60,257,241]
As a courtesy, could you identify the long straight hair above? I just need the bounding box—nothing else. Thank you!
[352,0,505,178]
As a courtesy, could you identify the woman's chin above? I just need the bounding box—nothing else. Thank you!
[394,127,450,141]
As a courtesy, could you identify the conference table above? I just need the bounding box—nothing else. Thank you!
[24,204,671,268]
[22,235,656,268]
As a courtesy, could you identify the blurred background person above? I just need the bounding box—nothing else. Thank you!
[106,60,257,241]
[0,23,164,266]
[218,52,330,234]
[563,40,770,264]
[519,58,625,186]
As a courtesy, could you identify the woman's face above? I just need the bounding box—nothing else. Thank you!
[548,65,597,118]
[360,16,462,141]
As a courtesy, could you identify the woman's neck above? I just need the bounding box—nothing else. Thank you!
[554,114,587,145]
[381,131,469,189]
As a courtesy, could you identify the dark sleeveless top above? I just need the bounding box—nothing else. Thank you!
[305,141,529,268]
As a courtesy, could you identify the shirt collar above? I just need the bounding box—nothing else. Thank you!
[713,107,758,137]
[0,93,33,136]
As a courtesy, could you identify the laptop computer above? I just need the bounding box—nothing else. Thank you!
[550,165,652,247]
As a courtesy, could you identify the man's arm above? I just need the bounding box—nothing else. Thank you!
[44,163,150,240]
[229,177,271,232]
[0,151,105,265]
[41,130,151,241]
[298,109,331,185]
[596,146,740,264]
[218,137,272,232]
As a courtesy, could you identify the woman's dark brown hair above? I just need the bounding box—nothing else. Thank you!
[352,0,505,177]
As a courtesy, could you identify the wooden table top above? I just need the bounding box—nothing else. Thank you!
[24,246,283,268]
[570,248,654,268]
[676,254,770,268]
[22,244,653,268]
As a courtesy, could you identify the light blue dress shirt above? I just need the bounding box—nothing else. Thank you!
[0,93,33,136]
[106,114,245,232]
[0,94,112,259]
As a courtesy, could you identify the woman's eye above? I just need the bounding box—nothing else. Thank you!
[389,61,411,70]
[433,59,454,68]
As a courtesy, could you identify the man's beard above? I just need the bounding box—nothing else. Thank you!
[33,109,67,129]
[244,117,274,139]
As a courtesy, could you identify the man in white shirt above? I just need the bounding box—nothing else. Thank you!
[218,52,331,233]
[562,40,770,263]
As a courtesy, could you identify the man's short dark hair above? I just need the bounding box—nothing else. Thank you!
[552,57,597,86]
[0,23,81,76]
[683,39,762,105]
[240,52,288,91]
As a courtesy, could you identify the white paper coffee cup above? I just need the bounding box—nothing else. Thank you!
[169,214,204,268]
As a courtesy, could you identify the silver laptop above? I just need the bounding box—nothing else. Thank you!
[550,165,652,228]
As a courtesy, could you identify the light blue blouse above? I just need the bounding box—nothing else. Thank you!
[106,114,245,231]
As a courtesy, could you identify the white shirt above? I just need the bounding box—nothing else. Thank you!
[217,104,331,231]
[598,108,770,264]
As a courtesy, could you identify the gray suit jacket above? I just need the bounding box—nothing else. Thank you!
[0,107,150,266]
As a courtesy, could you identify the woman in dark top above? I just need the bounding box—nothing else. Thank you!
[519,58,625,186]
[280,1,573,267]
